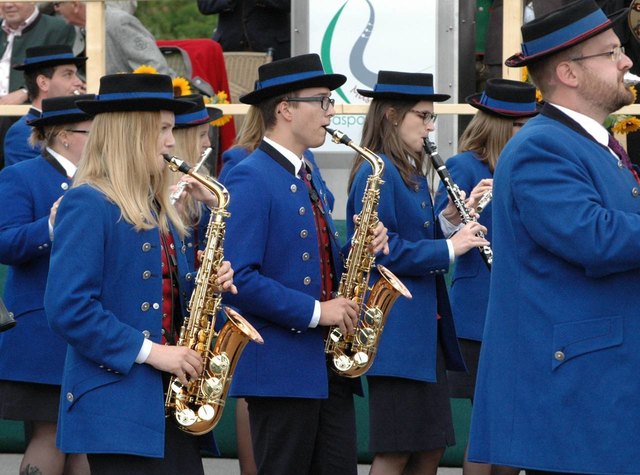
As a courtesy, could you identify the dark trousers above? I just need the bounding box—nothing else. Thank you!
[246,374,358,475]
[87,419,204,475]
[526,471,591,475]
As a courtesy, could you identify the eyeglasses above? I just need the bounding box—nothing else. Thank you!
[512,122,526,128]
[65,129,90,134]
[410,110,437,125]
[569,45,626,62]
[282,96,335,111]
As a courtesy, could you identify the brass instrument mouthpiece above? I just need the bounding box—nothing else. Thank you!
[162,154,191,174]
[324,126,352,146]
[624,72,640,87]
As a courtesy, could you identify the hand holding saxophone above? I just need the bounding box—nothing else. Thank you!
[146,344,203,386]
[170,175,218,208]
[360,217,389,255]
[319,298,359,336]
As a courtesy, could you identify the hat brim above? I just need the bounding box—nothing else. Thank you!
[76,97,194,115]
[240,74,347,105]
[505,8,628,67]
[466,93,541,118]
[13,56,87,71]
[27,112,93,128]
[174,107,223,129]
[356,89,451,102]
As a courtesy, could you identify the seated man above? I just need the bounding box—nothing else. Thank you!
[54,1,175,76]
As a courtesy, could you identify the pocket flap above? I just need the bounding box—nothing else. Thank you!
[551,316,623,370]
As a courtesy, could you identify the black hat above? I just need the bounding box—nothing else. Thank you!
[76,74,193,115]
[27,94,95,128]
[174,94,222,129]
[240,53,346,105]
[13,45,87,71]
[505,0,628,67]
[466,79,540,118]
[356,70,450,102]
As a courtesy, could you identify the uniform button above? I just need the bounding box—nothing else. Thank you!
[141,302,150,311]
[334,231,339,238]
[299,207,306,215]
[632,187,639,197]
[61,182,69,190]
[554,351,565,361]
[181,245,187,254]
[142,242,151,252]
[38,245,43,250]
[421,201,427,208]
[300,229,308,238]
[290,184,297,193]
[185,273,193,281]
[142,330,151,338]
[161,328,166,335]
[152,302,160,310]
[187,242,193,248]
[66,392,74,402]
[290,327,296,332]
[99,364,105,369]
[43,243,49,248]
[142,270,151,280]
[423,221,430,228]
[303,276,311,285]
[302,252,310,261]
[618,161,624,169]
[413,185,420,192]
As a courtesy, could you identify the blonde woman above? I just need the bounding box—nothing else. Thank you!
[44,74,235,475]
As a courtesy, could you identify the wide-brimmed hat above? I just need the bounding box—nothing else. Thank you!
[466,79,540,118]
[27,94,95,128]
[174,94,222,129]
[240,53,346,105]
[357,70,450,102]
[505,0,628,67]
[13,45,87,71]
[76,74,193,115]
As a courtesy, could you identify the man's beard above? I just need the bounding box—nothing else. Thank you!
[580,65,634,115]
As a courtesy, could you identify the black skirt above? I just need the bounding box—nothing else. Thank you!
[367,345,455,453]
[0,379,60,422]
[447,338,481,400]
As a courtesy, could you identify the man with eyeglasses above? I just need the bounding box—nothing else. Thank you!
[4,45,85,168]
[468,1,640,474]
[221,53,389,475]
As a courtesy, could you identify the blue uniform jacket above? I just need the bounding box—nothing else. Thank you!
[219,145,335,210]
[468,104,640,473]
[223,141,344,398]
[4,108,41,167]
[347,153,465,382]
[434,151,493,341]
[45,184,198,457]
[0,155,70,384]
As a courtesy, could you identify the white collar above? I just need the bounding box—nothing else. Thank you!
[549,102,610,148]
[46,147,77,178]
[263,136,305,178]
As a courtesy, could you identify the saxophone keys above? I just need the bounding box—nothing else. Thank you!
[201,377,224,398]
[356,328,376,347]
[198,404,216,422]
[209,353,230,374]
[353,351,369,366]
[328,327,343,343]
[364,307,383,326]
[175,408,198,427]
[334,354,354,372]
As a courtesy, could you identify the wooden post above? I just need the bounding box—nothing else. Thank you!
[502,0,524,80]
[85,1,106,93]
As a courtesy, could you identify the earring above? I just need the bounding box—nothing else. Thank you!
[63,142,69,149]
[394,122,398,126]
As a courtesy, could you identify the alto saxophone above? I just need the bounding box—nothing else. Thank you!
[162,154,264,436]
[324,127,412,378]
[423,139,493,270]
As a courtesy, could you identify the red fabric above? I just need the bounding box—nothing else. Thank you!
[299,168,333,301]
[161,232,179,345]
[157,38,237,171]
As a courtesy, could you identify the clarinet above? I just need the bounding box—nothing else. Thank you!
[424,138,493,270]
[0,296,16,332]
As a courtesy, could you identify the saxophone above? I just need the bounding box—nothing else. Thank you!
[162,154,264,436]
[324,127,412,378]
